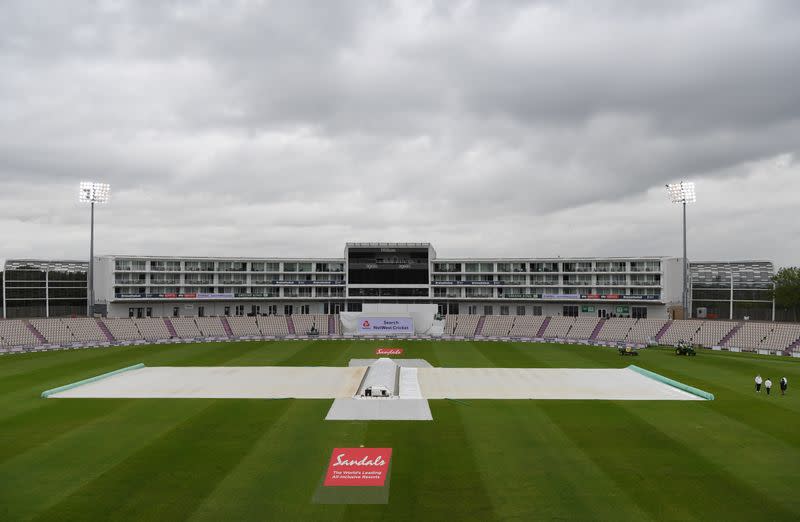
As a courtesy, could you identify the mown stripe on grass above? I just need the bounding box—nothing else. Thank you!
[539,401,798,521]
[0,400,125,465]
[0,399,211,521]
[625,401,800,515]
[348,400,495,521]
[187,400,357,522]
[629,362,800,447]
[458,400,653,521]
[31,399,293,522]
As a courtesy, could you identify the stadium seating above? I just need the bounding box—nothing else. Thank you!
[133,318,172,341]
[508,316,547,337]
[761,323,800,351]
[330,315,341,335]
[62,318,108,342]
[596,318,637,341]
[723,322,774,351]
[543,317,574,338]
[194,317,228,337]
[226,316,262,336]
[692,321,738,347]
[170,318,203,339]
[101,318,144,341]
[4,314,800,356]
[0,320,39,347]
[292,314,329,335]
[725,322,774,351]
[566,317,601,339]
[444,314,458,335]
[256,315,290,336]
[30,319,75,344]
[480,316,515,337]
[659,320,703,345]
[625,319,668,343]
[452,315,481,336]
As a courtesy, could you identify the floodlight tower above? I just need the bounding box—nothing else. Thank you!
[666,182,696,318]
[79,182,110,316]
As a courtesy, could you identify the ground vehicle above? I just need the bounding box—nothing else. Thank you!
[618,347,639,356]
[675,342,696,356]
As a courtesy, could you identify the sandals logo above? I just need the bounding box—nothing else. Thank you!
[324,448,392,486]
[375,348,404,355]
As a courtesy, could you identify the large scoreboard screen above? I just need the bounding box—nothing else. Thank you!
[347,246,430,285]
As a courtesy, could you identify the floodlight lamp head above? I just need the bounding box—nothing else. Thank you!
[665,181,696,204]
[79,182,111,204]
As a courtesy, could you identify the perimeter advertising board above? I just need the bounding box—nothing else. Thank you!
[358,317,413,334]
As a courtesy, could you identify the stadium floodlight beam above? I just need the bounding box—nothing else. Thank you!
[79,182,111,317]
[666,181,696,318]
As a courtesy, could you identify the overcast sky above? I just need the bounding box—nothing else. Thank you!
[1,0,798,267]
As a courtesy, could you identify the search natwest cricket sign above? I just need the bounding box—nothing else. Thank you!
[324,448,392,487]
[375,348,404,355]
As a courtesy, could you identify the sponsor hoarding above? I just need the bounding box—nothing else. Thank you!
[375,348,404,355]
[359,317,413,334]
[324,448,392,487]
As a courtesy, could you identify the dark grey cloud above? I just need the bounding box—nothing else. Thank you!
[1,0,799,267]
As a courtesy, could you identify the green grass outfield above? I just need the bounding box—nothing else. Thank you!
[1,340,798,521]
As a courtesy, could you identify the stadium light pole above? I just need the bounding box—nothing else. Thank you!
[666,182,696,319]
[79,182,110,317]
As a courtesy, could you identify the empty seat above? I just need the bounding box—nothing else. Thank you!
[170,318,203,339]
[626,319,668,343]
[508,316,546,337]
[543,317,575,338]
[0,320,39,347]
[596,318,637,341]
[453,315,481,336]
[659,320,703,345]
[692,321,737,347]
[133,318,171,341]
[101,318,144,341]
[62,318,108,342]
[30,319,75,344]
[256,316,289,336]
[227,316,262,336]
[291,314,329,335]
[566,317,601,339]
[480,316,515,336]
[194,317,227,337]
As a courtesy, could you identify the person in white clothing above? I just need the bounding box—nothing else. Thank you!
[754,374,762,392]
[765,378,772,396]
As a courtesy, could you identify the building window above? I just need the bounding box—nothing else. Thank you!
[235,305,244,316]
[563,305,579,317]
[468,305,478,315]
[172,307,179,317]
[632,306,648,319]
[483,305,493,315]
[516,306,526,316]
[224,306,230,316]
[532,306,543,316]
[500,306,509,315]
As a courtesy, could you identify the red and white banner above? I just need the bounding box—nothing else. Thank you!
[375,348,404,355]
[324,448,392,487]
